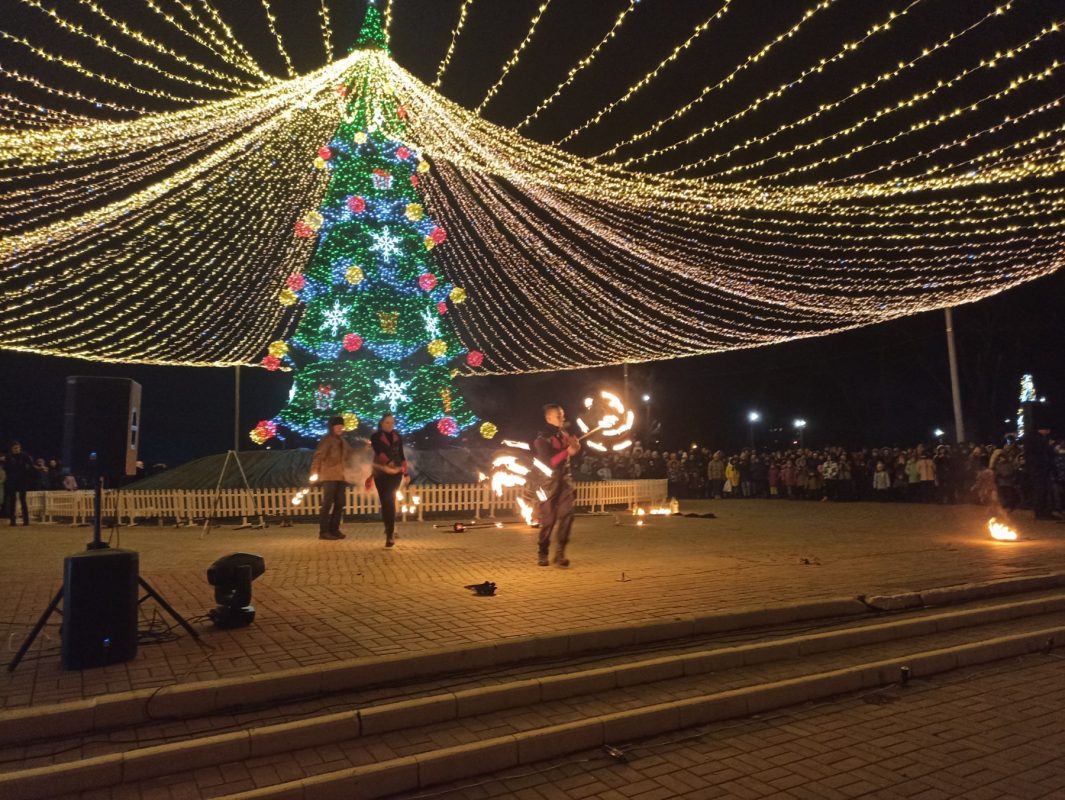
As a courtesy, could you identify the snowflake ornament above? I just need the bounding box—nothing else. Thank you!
[320,300,349,336]
[369,227,403,261]
[374,370,411,413]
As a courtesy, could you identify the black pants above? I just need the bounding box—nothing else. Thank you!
[318,481,346,535]
[538,478,574,559]
[374,472,403,537]
[5,487,28,525]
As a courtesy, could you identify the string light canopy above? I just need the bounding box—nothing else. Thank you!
[0,0,1061,374]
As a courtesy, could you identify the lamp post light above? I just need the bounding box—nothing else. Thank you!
[747,411,760,449]
[642,394,651,440]
[794,418,807,449]
[933,428,946,441]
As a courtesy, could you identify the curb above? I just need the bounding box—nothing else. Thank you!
[3,593,1063,800]
[211,624,1065,800]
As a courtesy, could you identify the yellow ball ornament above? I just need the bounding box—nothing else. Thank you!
[302,210,324,231]
[428,339,447,358]
[314,156,327,170]
[424,236,436,251]
[416,160,430,174]
[267,340,288,358]
[278,288,298,306]
[353,130,368,144]
[479,422,498,440]
[345,265,365,285]
[405,203,424,222]
[249,427,267,445]
[342,412,358,431]
[449,287,467,304]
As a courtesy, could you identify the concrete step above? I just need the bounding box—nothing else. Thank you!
[3,590,1064,800]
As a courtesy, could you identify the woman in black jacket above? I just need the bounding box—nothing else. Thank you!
[368,414,408,547]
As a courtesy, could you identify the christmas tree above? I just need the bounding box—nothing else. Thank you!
[250,6,489,446]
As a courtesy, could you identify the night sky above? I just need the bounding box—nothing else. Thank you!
[1,0,1061,464]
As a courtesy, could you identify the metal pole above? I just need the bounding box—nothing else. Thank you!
[234,365,240,453]
[943,308,966,443]
[622,363,630,409]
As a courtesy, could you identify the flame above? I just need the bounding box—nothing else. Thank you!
[516,495,535,525]
[988,517,1018,541]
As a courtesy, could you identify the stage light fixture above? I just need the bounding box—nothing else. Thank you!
[207,553,266,629]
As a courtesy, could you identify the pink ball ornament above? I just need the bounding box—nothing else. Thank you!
[436,301,448,314]
[318,146,332,160]
[343,333,363,352]
[286,274,305,291]
[395,146,411,160]
[466,351,484,368]
[294,221,314,238]
[262,355,281,371]
[347,195,366,214]
[430,226,447,244]
[418,273,437,291]
[410,174,420,187]
[437,417,458,437]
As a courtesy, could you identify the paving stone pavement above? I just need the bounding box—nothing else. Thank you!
[1,500,1062,710]
[389,652,1065,800]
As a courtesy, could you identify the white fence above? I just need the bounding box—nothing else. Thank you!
[24,480,668,526]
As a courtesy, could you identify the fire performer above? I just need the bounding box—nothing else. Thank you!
[366,413,409,547]
[533,404,581,567]
[309,416,355,541]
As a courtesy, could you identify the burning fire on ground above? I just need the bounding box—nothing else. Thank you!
[987,517,1018,541]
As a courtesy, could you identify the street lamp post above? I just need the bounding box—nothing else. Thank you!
[642,394,651,441]
[794,418,807,449]
[748,411,760,450]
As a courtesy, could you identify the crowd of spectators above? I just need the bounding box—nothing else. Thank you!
[575,435,1065,518]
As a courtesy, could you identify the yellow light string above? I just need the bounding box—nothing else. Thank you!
[319,0,335,62]
[597,0,840,159]
[516,0,638,130]
[476,0,554,113]
[432,0,474,88]
[64,0,263,88]
[13,0,252,95]
[734,58,1064,183]
[615,0,928,169]
[0,29,210,105]
[259,0,297,78]
[170,0,269,81]
[142,0,267,82]
[690,20,1061,180]
[383,0,393,46]
[554,0,733,146]
[0,66,149,117]
[615,2,1014,171]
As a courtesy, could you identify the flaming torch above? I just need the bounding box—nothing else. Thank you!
[576,390,634,453]
[987,517,1019,541]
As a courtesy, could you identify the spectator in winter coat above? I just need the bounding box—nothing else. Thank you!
[916,453,936,502]
[873,461,892,499]
[5,442,34,526]
[707,452,726,499]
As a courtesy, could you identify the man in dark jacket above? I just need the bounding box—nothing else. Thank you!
[5,442,34,526]
[532,404,580,567]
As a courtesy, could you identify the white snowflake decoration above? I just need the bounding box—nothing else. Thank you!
[320,300,348,336]
[369,227,402,261]
[420,307,441,339]
[375,370,411,413]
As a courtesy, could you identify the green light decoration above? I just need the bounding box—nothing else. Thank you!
[250,5,488,445]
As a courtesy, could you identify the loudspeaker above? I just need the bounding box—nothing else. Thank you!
[61,549,139,670]
[62,376,142,485]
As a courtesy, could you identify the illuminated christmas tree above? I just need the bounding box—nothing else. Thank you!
[250,6,485,445]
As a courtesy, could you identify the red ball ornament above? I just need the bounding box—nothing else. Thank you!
[418,273,437,291]
[466,351,484,368]
[436,301,449,314]
[262,355,281,371]
[437,417,458,437]
[397,106,408,120]
[335,85,347,97]
[294,221,314,238]
[286,274,305,291]
[318,146,332,160]
[254,420,277,439]
[396,146,410,161]
[410,174,419,187]
[343,333,363,352]
[430,226,447,244]
[347,195,366,214]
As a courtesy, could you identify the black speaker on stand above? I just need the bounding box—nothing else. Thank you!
[7,417,199,672]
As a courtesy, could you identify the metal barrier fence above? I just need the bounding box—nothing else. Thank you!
[24,480,668,526]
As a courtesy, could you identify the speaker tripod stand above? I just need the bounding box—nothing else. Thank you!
[201,450,267,538]
[7,476,199,672]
